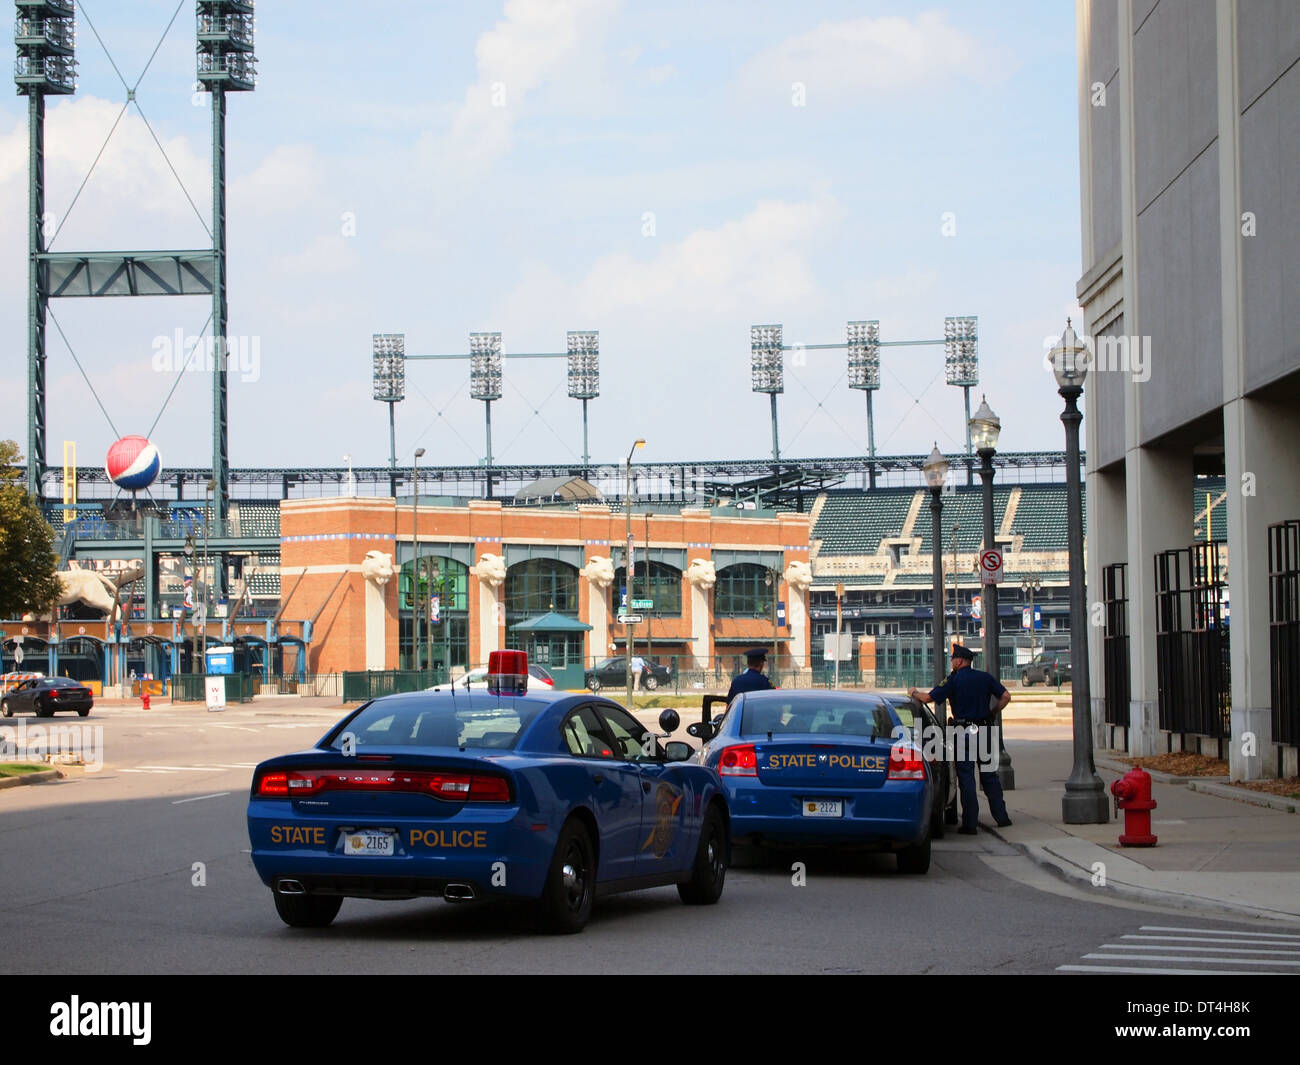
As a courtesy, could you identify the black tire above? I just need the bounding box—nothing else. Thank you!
[588,677,601,692]
[77,706,89,717]
[538,819,595,934]
[945,798,960,825]
[1049,671,1058,686]
[897,833,931,875]
[35,698,53,718]
[929,794,946,840]
[1,700,10,718]
[678,806,727,905]
[1021,672,1031,687]
[272,891,342,928]
[643,675,659,691]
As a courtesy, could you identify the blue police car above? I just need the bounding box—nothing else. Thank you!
[688,689,933,873]
[248,654,728,933]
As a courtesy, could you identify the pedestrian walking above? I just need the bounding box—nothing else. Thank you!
[909,644,1012,833]
[630,654,646,691]
[727,647,774,701]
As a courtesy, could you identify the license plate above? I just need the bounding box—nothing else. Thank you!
[343,830,394,856]
[802,799,843,818]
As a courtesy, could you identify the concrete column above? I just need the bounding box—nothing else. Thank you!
[364,577,386,670]
[689,582,710,667]
[1124,445,1193,755]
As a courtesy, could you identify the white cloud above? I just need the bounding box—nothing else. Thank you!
[736,11,993,103]
[647,64,676,84]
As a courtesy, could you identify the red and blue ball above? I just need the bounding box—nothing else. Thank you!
[105,435,161,492]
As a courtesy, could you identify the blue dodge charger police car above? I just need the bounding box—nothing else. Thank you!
[689,689,934,873]
[248,654,728,933]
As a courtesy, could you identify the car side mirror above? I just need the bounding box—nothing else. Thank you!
[686,721,714,741]
[664,741,693,762]
[658,709,680,734]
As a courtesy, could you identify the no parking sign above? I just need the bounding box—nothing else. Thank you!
[979,548,1003,586]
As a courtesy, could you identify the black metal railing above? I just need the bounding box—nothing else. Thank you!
[1154,542,1230,739]
[1269,519,1300,747]
[1103,562,1130,726]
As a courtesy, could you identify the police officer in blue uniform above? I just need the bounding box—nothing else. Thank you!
[909,644,1012,834]
[727,648,774,700]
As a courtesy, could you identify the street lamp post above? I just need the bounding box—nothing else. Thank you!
[1021,576,1042,659]
[200,478,214,669]
[764,568,780,685]
[430,559,441,684]
[1050,320,1109,824]
[923,446,950,693]
[625,438,645,708]
[412,448,425,673]
[183,534,195,671]
[970,395,1014,789]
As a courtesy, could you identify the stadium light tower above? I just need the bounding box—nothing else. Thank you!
[372,334,406,471]
[470,331,503,494]
[847,320,881,461]
[16,0,77,498]
[750,324,784,461]
[944,316,980,457]
[566,330,599,472]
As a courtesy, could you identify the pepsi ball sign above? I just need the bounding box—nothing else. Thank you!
[105,436,161,492]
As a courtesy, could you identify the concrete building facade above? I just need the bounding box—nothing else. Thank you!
[1077,0,1300,778]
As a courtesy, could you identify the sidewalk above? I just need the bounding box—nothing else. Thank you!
[986,733,1300,924]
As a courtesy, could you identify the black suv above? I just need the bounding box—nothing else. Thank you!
[1021,650,1071,686]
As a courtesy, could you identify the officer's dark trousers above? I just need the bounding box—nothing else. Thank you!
[955,726,1008,828]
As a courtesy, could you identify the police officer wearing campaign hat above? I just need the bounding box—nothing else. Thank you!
[909,644,1012,834]
[727,647,775,701]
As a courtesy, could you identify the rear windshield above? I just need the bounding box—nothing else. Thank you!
[48,678,83,687]
[326,698,543,751]
[740,696,896,739]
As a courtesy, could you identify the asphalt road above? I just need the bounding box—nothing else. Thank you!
[0,702,1281,975]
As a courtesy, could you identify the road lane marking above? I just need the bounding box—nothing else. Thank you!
[172,792,232,805]
[1138,924,1300,940]
[1057,964,1278,975]
[1085,952,1300,967]
[1102,942,1300,956]
[136,765,227,772]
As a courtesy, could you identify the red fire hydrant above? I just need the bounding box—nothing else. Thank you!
[1110,766,1157,846]
[141,690,151,712]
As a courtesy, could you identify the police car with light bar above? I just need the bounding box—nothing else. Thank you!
[248,651,729,933]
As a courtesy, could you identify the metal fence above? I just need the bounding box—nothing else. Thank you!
[341,669,440,703]
[1102,563,1130,725]
[171,672,256,704]
[1269,520,1300,747]
[1155,542,1230,740]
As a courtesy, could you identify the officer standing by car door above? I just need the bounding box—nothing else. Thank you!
[727,647,774,701]
[908,645,1012,833]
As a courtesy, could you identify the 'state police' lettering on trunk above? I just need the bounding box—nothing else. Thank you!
[765,752,886,771]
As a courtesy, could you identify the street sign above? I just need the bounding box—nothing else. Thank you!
[979,548,1003,585]
[630,598,654,610]
[617,613,644,625]
[204,676,226,712]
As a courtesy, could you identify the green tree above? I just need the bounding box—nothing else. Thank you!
[0,441,61,618]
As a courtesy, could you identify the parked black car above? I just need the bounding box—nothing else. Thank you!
[585,656,672,692]
[1021,650,1071,687]
[1,677,94,717]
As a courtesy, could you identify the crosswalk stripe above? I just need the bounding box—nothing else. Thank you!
[1122,933,1300,946]
[1085,953,1300,967]
[1103,942,1300,956]
[1140,924,1300,940]
[1058,964,1281,975]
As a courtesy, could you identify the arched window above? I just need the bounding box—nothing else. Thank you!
[400,557,470,674]
[612,560,682,616]
[505,558,579,623]
[714,563,774,618]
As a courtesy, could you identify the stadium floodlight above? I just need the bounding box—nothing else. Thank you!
[196,2,258,92]
[14,2,78,96]
[372,333,405,471]
[566,330,600,399]
[943,316,979,387]
[469,331,503,401]
[750,324,785,394]
[846,320,881,390]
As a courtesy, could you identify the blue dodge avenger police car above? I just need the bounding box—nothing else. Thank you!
[248,652,728,933]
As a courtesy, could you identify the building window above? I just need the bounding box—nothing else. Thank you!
[504,558,579,623]
[715,563,775,618]
[612,561,682,616]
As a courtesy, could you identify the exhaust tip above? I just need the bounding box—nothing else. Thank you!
[443,882,476,902]
[277,879,306,895]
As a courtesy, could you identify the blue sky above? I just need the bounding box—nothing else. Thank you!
[0,0,1084,474]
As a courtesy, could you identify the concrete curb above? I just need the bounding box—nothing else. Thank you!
[1097,754,1299,814]
[0,769,64,789]
[985,823,1300,925]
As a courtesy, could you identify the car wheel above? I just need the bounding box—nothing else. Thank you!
[35,698,53,718]
[77,706,89,717]
[897,833,931,875]
[1021,671,1031,687]
[929,800,946,840]
[588,677,601,692]
[272,890,342,929]
[678,806,727,905]
[538,819,595,934]
[1,700,10,718]
[945,797,960,825]
[643,675,659,691]
[1049,670,1058,686]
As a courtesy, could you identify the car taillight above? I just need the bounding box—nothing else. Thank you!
[888,745,926,780]
[718,744,758,777]
[255,768,511,802]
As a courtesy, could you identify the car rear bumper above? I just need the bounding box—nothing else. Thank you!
[247,802,551,900]
[725,780,931,847]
